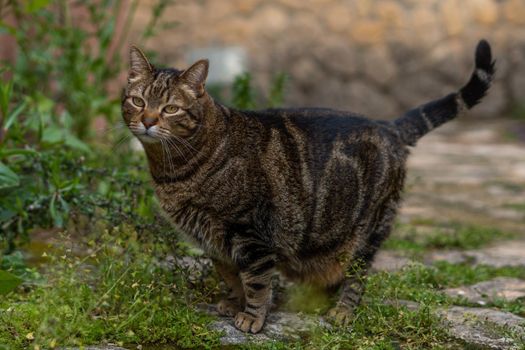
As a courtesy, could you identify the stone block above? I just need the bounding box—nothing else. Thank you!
[234,0,261,14]
[347,80,400,118]
[324,3,353,33]
[350,20,386,45]
[393,73,454,110]
[253,4,289,35]
[376,0,406,28]
[313,38,359,78]
[471,0,499,25]
[510,68,525,102]
[444,277,525,304]
[475,81,507,118]
[504,0,525,24]
[362,46,398,86]
[441,0,467,36]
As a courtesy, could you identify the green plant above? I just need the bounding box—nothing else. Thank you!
[231,72,288,109]
[0,0,177,251]
[2,0,175,139]
[232,73,257,109]
[268,73,287,108]
[0,228,221,349]
[0,269,22,295]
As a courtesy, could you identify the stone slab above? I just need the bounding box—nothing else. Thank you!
[444,277,525,305]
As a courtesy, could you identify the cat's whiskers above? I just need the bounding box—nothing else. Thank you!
[160,138,175,176]
[114,134,133,149]
[159,139,168,175]
[156,129,193,163]
[173,134,200,156]
[157,132,187,165]
[97,121,126,135]
[158,127,199,158]
[164,136,189,164]
[162,138,177,176]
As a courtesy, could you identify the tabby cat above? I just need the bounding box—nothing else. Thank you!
[122,40,494,333]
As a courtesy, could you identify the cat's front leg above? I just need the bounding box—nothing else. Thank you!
[231,239,276,333]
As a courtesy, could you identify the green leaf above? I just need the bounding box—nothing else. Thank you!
[0,270,23,295]
[0,162,20,189]
[42,126,91,153]
[0,80,12,119]
[232,73,256,109]
[0,21,17,35]
[64,133,91,153]
[0,148,38,157]
[4,101,27,131]
[268,73,287,108]
[41,126,63,144]
[24,0,51,13]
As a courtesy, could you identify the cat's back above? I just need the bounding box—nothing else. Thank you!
[242,107,404,150]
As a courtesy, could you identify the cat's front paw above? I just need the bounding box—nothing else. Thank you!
[217,298,242,317]
[326,305,355,326]
[234,311,266,333]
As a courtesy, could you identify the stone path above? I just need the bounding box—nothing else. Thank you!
[384,120,525,349]
[199,304,330,345]
[425,240,525,267]
[439,306,524,350]
[401,119,525,234]
[166,245,525,349]
[444,277,525,305]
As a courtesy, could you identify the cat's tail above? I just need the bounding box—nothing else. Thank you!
[394,40,495,146]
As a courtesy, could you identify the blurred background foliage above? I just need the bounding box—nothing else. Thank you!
[0,0,286,255]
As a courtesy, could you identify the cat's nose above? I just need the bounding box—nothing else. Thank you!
[142,111,159,129]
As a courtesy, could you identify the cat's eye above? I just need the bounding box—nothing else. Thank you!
[131,97,145,108]
[163,105,179,114]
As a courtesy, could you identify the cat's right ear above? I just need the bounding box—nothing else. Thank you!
[129,46,153,82]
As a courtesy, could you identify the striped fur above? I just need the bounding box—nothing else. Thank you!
[122,41,495,333]
[394,40,495,146]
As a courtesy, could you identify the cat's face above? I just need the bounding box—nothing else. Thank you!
[122,46,209,144]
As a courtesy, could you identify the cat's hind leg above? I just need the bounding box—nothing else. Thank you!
[327,202,398,325]
[213,259,245,317]
[326,260,368,325]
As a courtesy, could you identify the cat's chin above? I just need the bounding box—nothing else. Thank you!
[136,134,160,144]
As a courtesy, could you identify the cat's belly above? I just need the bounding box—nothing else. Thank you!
[277,256,346,287]
[276,239,359,287]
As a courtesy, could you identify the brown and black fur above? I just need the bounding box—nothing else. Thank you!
[121,41,495,333]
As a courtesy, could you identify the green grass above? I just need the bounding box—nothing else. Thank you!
[384,222,515,253]
[503,203,525,212]
[0,227,222,349]
[301,262,525,349]
[2,223,525,349]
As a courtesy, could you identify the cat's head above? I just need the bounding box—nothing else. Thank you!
[122,46,210,144]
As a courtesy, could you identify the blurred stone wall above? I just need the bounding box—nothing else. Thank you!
[132,0,525,118]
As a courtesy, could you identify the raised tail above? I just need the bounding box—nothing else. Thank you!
[394,40,495,146]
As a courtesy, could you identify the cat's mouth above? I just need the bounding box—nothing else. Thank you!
[129,122,161,143]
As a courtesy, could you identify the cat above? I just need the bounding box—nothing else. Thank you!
[121,40,494,333]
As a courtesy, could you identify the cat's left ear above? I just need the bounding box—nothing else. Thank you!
[129,46,153,82]
[180,59,209,97]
